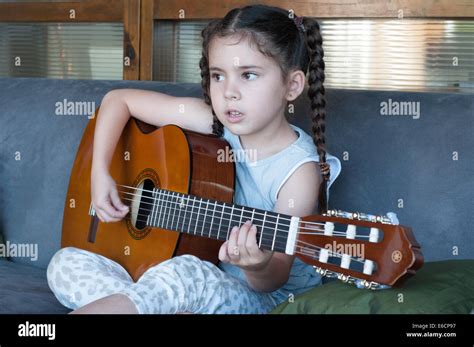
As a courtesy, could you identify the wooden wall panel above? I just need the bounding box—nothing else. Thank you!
[153,0,474,19]
[0,1,123,22]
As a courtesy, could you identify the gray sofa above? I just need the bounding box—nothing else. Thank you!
[0,77,472,313]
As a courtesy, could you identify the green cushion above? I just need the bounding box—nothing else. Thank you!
[271,260,474,314]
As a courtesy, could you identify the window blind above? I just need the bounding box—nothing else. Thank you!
[153,19,474,93]
[0,22,123,80]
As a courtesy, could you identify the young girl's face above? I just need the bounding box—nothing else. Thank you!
[208,35,289,137]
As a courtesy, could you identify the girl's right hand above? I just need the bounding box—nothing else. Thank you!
[91,170,129,223]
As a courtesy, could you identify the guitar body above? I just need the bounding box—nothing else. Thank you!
[62,111,234,281]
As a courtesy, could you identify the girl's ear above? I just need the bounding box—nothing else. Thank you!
[285,70,306,101]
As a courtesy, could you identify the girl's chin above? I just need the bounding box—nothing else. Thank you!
[221,122,247,133]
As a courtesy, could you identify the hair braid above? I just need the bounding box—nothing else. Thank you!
[304,18,330,214]
[200,21,224,137]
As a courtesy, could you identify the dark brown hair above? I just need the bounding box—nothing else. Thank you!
[199,5,330,213]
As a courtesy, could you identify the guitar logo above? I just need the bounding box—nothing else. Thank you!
[391,250,403,263]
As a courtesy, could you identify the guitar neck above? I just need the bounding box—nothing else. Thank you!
[144,188,296,254]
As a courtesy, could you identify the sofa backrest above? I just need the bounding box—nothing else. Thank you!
[0,77,472,269]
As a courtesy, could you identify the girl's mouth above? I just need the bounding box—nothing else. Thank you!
[226,110,244,123]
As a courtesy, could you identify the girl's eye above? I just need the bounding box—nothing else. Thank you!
[243,72,257,80]
[211,73,223,82]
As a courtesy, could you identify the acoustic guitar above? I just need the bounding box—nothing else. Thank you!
[62,109,423,289]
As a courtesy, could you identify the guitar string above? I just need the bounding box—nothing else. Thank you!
[114,210,367,266]
[116,185,375,239]
[93,196,369,266]
[116,189,374,239]
[119,195,360,242]
[103,212,370,274]
[118,184,381,238]
[120,196,292,250]
[116,192,375,265]
[118,184,359,230]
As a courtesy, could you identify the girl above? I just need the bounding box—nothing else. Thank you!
[47,4,341,314]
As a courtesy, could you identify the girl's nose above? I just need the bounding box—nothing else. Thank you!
[224,90,241,101]
[223,80,241,101]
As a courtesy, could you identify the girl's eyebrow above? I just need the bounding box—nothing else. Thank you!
[209,65,263,72]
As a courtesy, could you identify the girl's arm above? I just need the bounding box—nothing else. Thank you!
[91,89,213,222]
[243,161,322,292]
[92,89,213,174]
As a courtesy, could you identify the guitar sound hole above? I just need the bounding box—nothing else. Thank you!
[135,178,155,230]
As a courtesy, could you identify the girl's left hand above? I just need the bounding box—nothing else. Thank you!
[218,220,273,271]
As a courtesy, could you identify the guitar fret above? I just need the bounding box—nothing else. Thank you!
[156,189,162,227]
[181,194,189,232]
[160,190,167,229]
[166,191,173,229]
[188,197,197,234]
[154,189,160,227]
[164,191,171,230]
[259,211,267,248]
[155,189,161,228]
[227,205,235,240]
[157,190,165,228]
[176,194,185,231]
[147,188,155,226]
[209,201,217,239]
[148,188,157,226]
[250,208,258,243]
[159,190,167,228]
[201,200,209,236]
[194,198,203,235]
[238,207,244,225]
[168,191,175,230]
[271,214,280,251]
[217,203,225,240]
[175,192,181,231]
[170,192,177,230]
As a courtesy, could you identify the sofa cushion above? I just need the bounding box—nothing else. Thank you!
[0,78,203,269]
[1,78,472,270]
[0,260,70,314]
[271,260,474,314]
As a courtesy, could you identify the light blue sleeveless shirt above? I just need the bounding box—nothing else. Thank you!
[218,124,342,304]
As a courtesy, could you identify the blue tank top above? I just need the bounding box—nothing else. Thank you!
[218,124,342,305]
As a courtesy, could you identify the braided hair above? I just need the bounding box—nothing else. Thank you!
[199,5,331,213]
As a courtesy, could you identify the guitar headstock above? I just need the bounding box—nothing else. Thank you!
[297,209,424,289]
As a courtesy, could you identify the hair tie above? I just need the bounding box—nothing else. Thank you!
[293,15,306,33]
[319,162,330,181]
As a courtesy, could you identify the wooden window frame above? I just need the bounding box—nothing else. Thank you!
[153,0,474,19]
[1,0,472,81]
[0,0,140,80]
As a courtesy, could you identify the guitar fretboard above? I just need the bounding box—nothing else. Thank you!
[144,188,292,253]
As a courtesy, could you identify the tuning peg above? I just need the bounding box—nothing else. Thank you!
[359,279,386,290]
[338,273,348,282]
[313,266,338,278]
[324,209,395,224]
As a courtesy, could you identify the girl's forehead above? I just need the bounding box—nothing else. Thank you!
[209,36,273,67]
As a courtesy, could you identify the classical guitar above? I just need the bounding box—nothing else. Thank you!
[62,109,423,288]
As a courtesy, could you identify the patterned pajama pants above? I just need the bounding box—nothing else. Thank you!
[47,247,278,314]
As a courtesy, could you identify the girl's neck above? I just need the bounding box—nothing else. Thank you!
[238,117,298,161]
